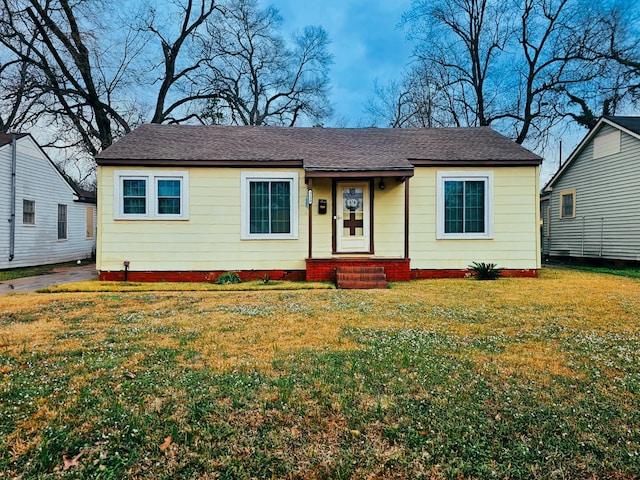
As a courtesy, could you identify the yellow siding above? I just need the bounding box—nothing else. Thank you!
[99,164,540,273]
[310,178,333,257]
[409,167,541,269]
[98,167,308,271]
[372,181,405,257]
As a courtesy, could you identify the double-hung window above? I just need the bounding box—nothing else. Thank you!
[58,204,67,240]
[23,199,35,225]
[114,171,188,220]
[241,172,298,239]
[559,189,575,219]
[437,171,493,239]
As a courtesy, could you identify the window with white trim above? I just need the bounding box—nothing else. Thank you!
[437,171,493,239]
[241,172,298,239]
[23,199,35,225]
[114,171,189,220]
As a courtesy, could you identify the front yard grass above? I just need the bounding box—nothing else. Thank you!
[1,268,639,479]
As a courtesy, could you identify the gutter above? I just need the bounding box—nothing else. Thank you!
[8,133,17,261]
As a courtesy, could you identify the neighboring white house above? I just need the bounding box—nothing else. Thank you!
[542,116,640,264]
[0,133,97,269]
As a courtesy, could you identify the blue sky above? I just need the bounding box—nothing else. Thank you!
[261,0,415,126]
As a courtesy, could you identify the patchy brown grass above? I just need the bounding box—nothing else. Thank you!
[1,267,640,479]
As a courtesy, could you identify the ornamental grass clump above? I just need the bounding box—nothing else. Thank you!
[469,261,502,280]
[215,271,241,284]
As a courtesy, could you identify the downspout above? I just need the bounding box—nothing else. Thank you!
[8,133,17,261]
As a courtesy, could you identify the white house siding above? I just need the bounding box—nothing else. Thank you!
[0,136,96,269]
[548,125,640,261]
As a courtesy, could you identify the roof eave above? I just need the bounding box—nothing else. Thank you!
[410,158,542,166]
[304,168,415,178]
[95,158,304,168]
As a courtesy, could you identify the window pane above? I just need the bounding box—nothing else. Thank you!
[270,181,291,234]
[444,181,463,233]
[58,204,67,240]
[23,200,35,224]
[250,181,270,234]
[465,181,485,233]
[157,179,181,214]
[561,193,573,217]
[158,179,180,197]
[123,179,146,214]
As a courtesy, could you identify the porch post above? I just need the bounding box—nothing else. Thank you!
[404,177,410,259]
[308,177,313,259]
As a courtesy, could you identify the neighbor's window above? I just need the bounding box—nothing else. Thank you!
[559,189,576,219]
[114,171,189,220]
[23,199,35,225]
[437,171,493,239]
[58,204,67,240]
[241,172,298,239]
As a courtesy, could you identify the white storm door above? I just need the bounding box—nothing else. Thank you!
[336,182,370,253]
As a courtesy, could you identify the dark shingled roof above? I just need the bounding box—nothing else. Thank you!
[604,116,640,135]
[96,124,542,172]
[0,133,28,147]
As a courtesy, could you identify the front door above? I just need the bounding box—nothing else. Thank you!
[336,182,370,253]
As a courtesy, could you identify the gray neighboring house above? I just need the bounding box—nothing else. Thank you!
[1,133,97,270]
[542,116,640,264]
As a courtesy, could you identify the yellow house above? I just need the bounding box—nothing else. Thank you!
[95,125,542,286]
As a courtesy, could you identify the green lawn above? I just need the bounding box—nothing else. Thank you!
[1,268,639,479]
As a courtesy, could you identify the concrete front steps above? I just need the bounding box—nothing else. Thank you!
[335,266,388,289]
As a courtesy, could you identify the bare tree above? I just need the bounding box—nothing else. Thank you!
[403,0,514,128]
[366,65,454,128]
[144,0,221,124]
[0,0,141,154]
[395,0,640,144]
[199,0,333,126]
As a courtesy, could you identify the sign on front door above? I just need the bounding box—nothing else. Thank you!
[336,182,370,253]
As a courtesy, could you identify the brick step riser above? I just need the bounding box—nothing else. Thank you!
[336,273,387,282]
[338,281,388,289]
[335,266,385,274]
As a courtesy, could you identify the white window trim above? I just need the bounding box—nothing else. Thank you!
[241,171,299,240]
[114,170,189,220]
[23,199,36,226]
[436,170,494,240]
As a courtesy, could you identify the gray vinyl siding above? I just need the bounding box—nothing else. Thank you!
[1,136,97,269]
[548,124,640,261]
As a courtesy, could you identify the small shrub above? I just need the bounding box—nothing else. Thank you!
[469,262,502,280]
[215,272,241,284]
[261,274,271,285]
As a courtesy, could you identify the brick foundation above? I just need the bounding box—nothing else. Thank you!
[305,258,411,282]
[98,269,306,282]
[411,269,539,279]
[98,264,538,283]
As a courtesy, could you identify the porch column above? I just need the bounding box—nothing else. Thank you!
[308,177,313,259]
[404,177,410,259]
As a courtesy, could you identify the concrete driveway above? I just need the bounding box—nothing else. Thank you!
[0,263,97,295]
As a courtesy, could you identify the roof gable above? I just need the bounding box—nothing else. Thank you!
[2,133,96,203]
[96,124,542,174]
[544,116,640,191]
